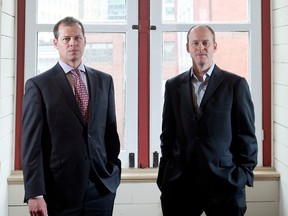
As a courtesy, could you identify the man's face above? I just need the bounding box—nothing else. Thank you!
[186,26,217,69]
[53,23,86,66]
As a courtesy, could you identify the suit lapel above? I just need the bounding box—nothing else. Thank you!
[52,63,84,124]
[178,70,195,114]
[85,66,98,125]
[176,70,197,134]
[177,70,200,144]
[200,65,223,109]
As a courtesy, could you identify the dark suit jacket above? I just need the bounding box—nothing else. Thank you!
[21,63,121,209]
[157,64,258,196]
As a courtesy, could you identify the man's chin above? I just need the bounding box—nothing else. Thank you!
[69,56,81,62]
[198,62,206,67]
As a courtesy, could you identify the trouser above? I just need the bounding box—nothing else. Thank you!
[160,174,247,216]
[48,179,116,216]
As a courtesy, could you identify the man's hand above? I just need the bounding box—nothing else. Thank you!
[28,197,47,216]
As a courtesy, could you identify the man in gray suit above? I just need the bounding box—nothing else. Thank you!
[21,16,121,216]
[157,25,258,216]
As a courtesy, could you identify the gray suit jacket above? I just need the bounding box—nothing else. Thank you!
[21,63,121,209]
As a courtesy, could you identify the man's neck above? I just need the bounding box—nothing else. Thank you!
[193,62,213,82]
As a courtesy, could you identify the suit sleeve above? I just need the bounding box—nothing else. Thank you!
[104,77,121,169]
[157,79,177,190]
[160,79,175,159]
[233,78,258,187]
[21,79,46,202]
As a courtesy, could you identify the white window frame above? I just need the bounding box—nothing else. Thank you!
[25,0,263,168]
[25,0,139,168]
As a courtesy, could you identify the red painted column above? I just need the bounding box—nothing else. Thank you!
[138,0,150,168]
[262,0,271,166]
[14,0,26,170]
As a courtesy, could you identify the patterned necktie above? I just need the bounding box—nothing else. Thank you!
[70,69,89,123]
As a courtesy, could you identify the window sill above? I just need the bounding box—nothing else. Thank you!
[7,166,280,185]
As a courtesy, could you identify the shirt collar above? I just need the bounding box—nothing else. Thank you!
[191,63,215,81]
[58,60,86,74]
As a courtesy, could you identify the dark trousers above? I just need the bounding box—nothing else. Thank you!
[160,174,247,216]
[48,179,116,216]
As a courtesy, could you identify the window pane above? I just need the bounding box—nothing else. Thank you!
[162,0,248,23]
[37,32,126,148]
[214,32,249,78]
[162,31,248,80]
[84,33,126,148]
[37,32,58,73]
[37,0,126,24]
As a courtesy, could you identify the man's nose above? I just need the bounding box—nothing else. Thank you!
[199,42,205,50]
[69,37,78,45]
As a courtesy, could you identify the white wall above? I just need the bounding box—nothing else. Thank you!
[0,0,16,216]
[272,1,288,216]
[2,0,288,216]
[8,168,280,216]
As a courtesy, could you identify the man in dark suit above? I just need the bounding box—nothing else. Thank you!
[21,16,121,216]
[157,25,258,216]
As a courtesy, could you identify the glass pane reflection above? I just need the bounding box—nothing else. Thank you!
[162,0,248,23]
[37,0,126,24]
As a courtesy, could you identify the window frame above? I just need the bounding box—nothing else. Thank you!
[18,0,139,168]
[14,0,272,169]
[150,0,264,166]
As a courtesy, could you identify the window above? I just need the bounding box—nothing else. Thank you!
[85,43,113,65]
[25,0,138,168]
[19,0,266,169]
[163,41,177,62]
[108,0,126,20]
[150,0,263,166]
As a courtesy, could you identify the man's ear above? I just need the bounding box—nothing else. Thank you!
[213,42,217,52]
[186,42,189,53]
[84,36,87,46]
[53,39,58,49]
